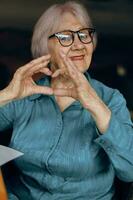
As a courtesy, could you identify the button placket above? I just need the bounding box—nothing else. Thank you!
[45,110,63,174]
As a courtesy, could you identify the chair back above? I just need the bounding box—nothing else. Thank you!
[0,170,8,200]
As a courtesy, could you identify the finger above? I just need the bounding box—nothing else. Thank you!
[31,85,53,95]
[53,88,77,98]
[60,53,81,86]
[15,55,51,77]
[27,54,51,68]
[39,68,52,76]
[52,68,67,78]
[17,59,51,78]
[52,69,62,77]
[29,66,52,76]
[60,51,79,75]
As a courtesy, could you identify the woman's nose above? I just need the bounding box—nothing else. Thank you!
[71,34,84,50]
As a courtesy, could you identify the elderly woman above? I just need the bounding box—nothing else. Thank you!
[0,1,133,200]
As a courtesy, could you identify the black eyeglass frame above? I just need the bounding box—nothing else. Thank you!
[48,28,95,47]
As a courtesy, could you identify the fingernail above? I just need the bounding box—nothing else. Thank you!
[47,71,52,75]
[52,72,58,77]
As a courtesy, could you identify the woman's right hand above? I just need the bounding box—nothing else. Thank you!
[0,55,53,104]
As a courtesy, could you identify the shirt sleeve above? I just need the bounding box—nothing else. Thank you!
[0,102,15,131]
[94,90,133,182]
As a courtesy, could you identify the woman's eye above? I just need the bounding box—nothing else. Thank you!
[59,35,71,41]
[79,33,88,39]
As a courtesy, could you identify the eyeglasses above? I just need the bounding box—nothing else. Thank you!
[48,28,95,47]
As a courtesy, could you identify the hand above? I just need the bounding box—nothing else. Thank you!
[4,55,53,100]
[52,52,100,111]
[52,52,111,133]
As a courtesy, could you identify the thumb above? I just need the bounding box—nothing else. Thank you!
[31,85,53,95]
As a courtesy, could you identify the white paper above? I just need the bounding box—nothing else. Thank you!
[0,145,24,166]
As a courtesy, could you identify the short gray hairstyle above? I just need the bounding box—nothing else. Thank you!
[31,1,97,58]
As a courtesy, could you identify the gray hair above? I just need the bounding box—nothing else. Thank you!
[31,1,97,58]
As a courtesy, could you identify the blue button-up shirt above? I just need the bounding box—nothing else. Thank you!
[0,73,133,200]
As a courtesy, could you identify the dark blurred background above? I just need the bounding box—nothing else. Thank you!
[0,0,133,119]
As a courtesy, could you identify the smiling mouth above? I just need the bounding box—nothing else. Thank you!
[70,55,84,61]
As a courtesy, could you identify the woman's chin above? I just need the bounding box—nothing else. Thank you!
[72,60,89,72]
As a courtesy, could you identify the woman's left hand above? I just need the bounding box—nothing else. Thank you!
[52,52,101,112]
[52,52,111,133]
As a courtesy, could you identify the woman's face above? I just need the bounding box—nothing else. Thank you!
[48,13,94,73]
